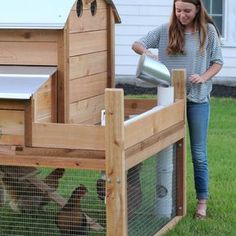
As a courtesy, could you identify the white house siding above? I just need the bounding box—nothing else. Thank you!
[113,0,236,84]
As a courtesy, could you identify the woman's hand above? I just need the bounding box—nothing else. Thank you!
[144,50,159,60]
[189,74,206,84]
[190,64,223,84]
[132,42,158,60]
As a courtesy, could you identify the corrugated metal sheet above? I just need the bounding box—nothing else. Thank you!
[0,0,76,29]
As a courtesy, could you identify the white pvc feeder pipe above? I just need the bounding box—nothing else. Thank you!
[154,86,175,218]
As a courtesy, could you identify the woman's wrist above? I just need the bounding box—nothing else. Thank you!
[201,75,208,83]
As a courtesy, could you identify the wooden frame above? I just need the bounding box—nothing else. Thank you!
[0,69,186,236]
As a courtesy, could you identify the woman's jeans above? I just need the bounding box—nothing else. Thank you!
[187,101,210,200]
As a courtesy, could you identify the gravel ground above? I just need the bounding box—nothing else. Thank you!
[116,83,236,98]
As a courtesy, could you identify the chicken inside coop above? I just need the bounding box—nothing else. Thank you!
[55,184,88,236]
[0,166,105,236]
[0,166,65,212]
[96,164,143,219]
[127,164,143,219]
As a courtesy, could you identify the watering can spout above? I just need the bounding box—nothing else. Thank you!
[136,54,171,87]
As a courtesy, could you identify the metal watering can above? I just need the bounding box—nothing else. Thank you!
[136,54,171,87]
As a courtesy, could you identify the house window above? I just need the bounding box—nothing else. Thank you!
[202,0,224,36]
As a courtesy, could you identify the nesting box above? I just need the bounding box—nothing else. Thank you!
[0,66,57,146]
[0,0,120,146]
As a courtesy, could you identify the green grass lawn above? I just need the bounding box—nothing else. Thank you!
[167,97,236,236]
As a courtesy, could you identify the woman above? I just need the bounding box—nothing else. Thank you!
[132,0,223,219]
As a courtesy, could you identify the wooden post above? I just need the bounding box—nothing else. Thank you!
[105,88,128,236]
[171,69,186,216]
[171,69,186,101]
[107,7,115,88]
[51,71,58,123]
[57,30,68,123]
[24,99,34,147]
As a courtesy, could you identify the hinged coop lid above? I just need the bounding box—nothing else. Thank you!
[0,0,121,29]
[0,66,57,99]
[0,0,77,29]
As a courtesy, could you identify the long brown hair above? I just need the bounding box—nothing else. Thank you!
[167,0,220,55]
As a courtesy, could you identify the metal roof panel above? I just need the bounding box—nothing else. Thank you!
[0,0,76,29]
[0,66,57,99]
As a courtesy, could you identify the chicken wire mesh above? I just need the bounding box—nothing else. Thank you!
[0,144,178,236]
[127,144,177,236]
[0,166,106,236]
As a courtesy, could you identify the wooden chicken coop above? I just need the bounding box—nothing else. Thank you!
[0,0,186,235]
